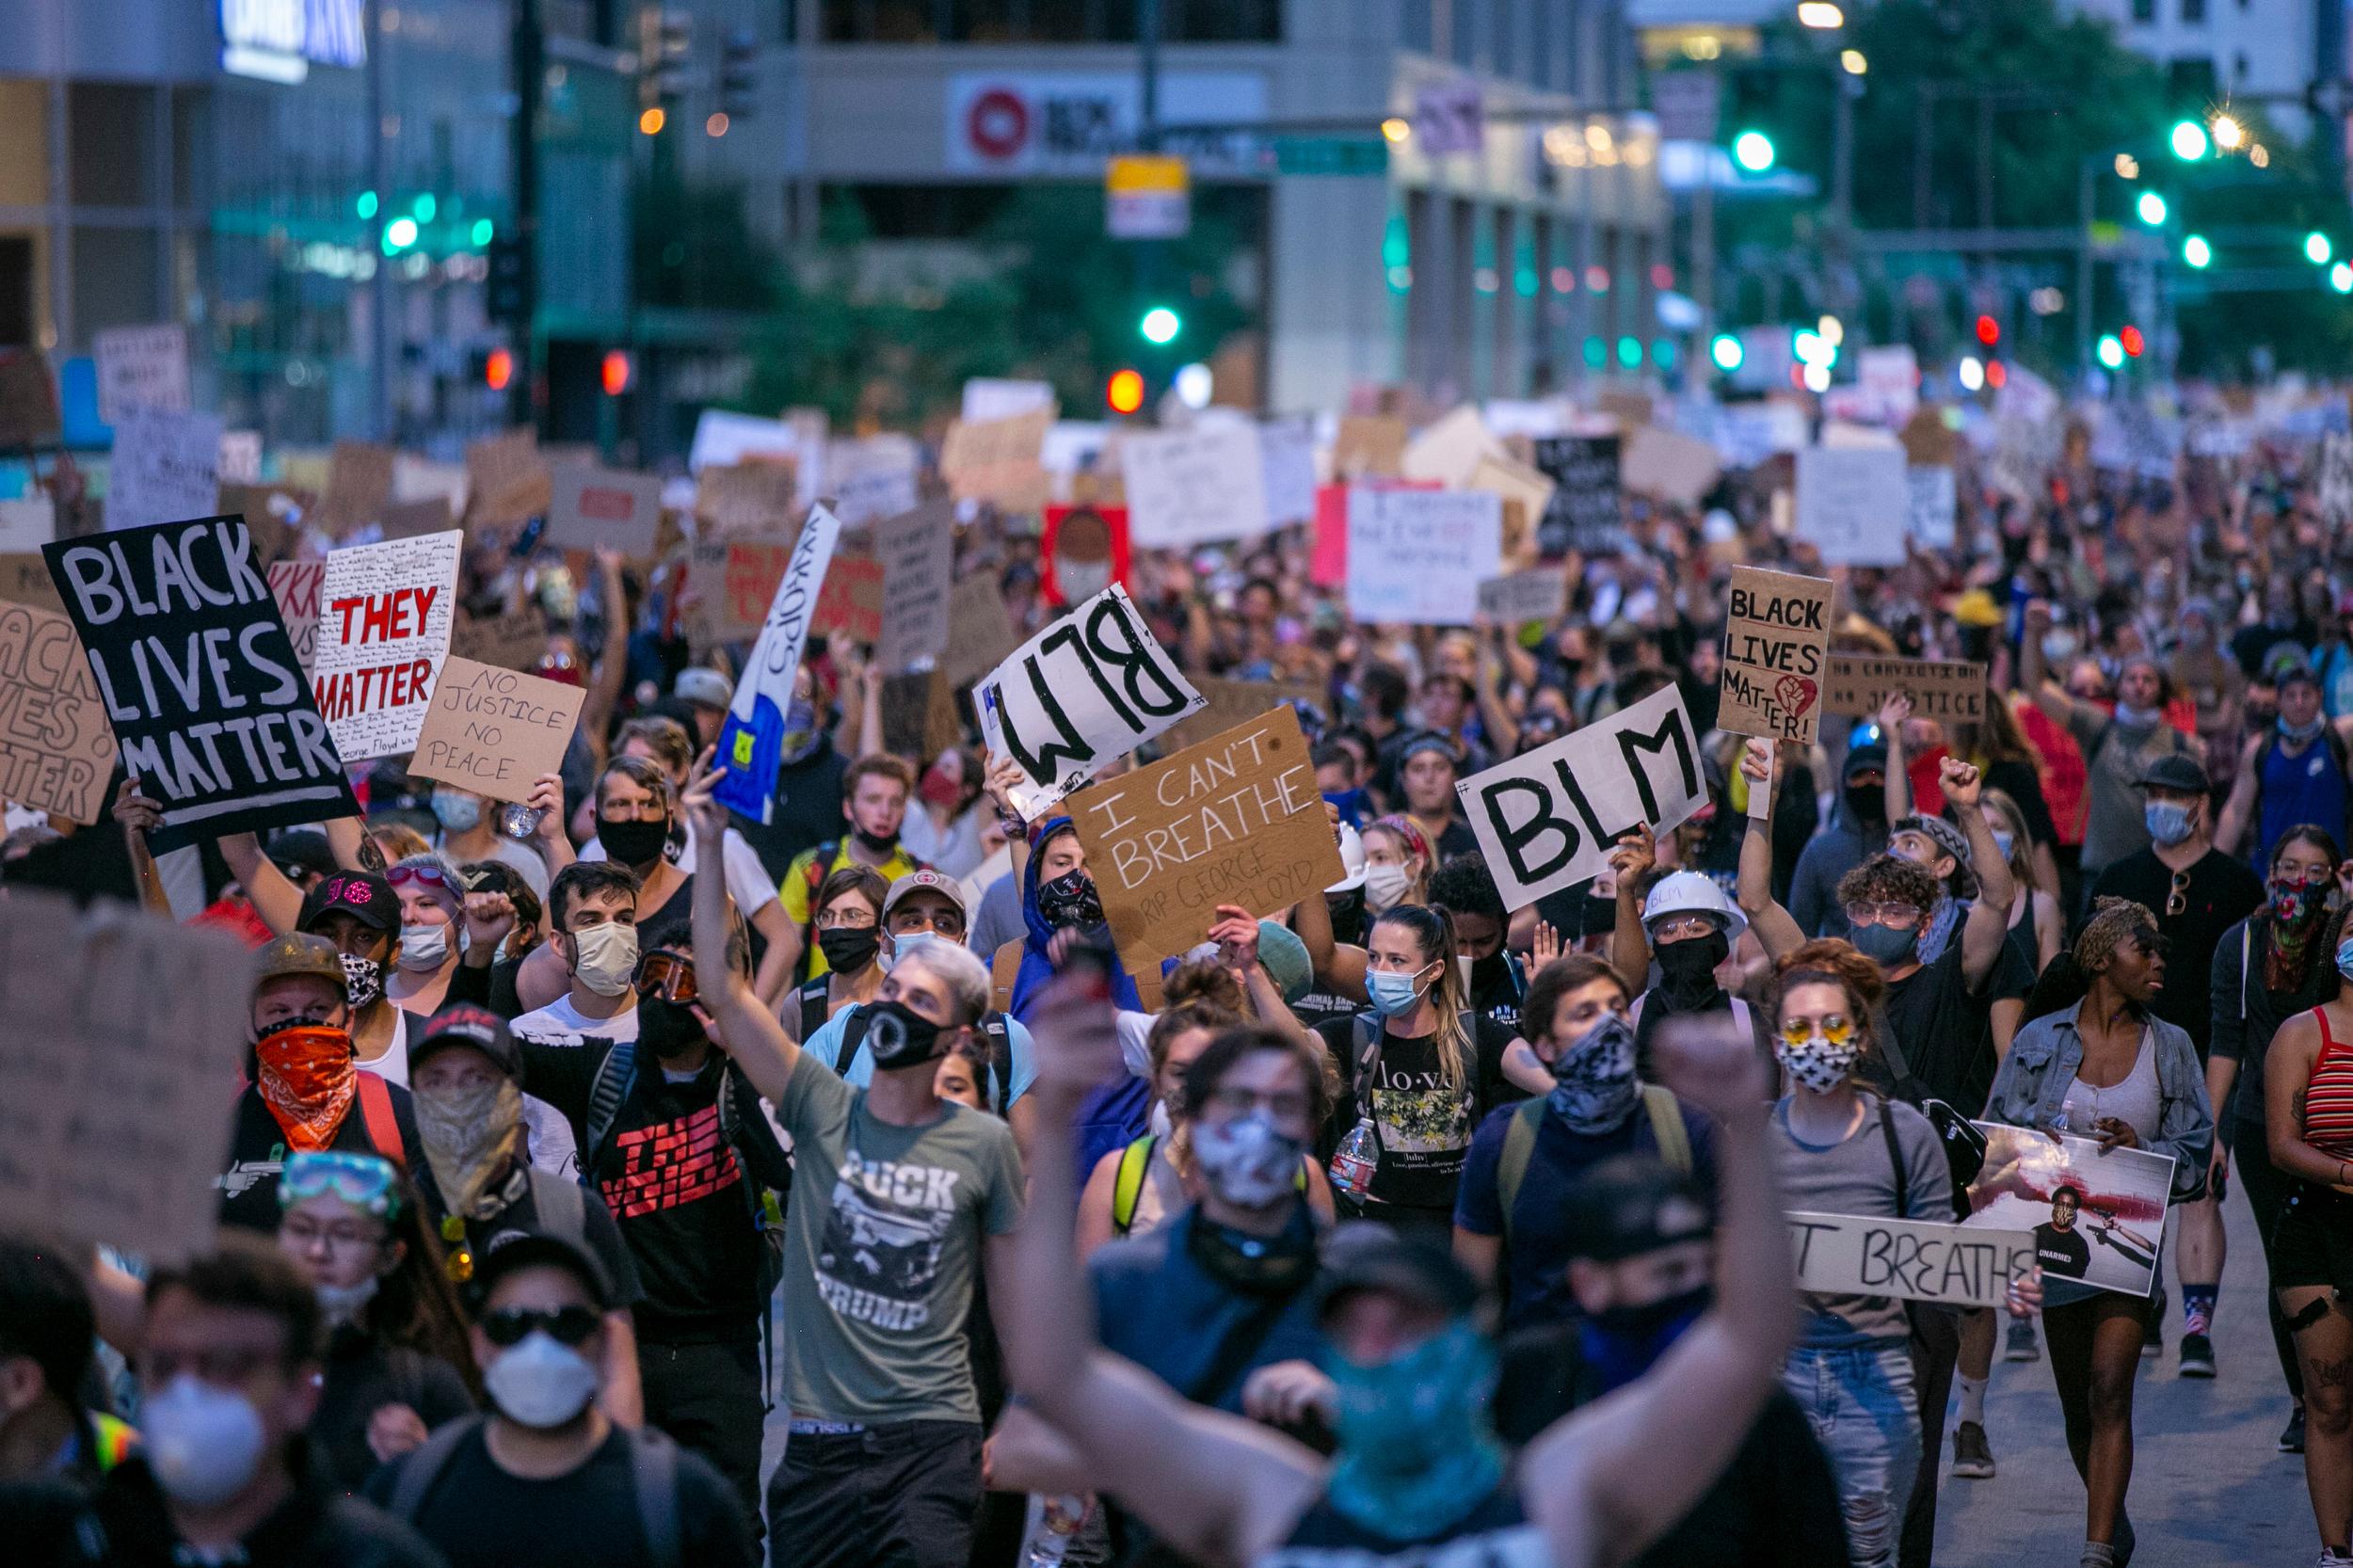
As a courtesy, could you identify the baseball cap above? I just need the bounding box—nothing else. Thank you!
[472,1227,616,1312]
[884,870,970,928]
[1559,1154,1716,1263]
[266,830,337,885]
[2134,753,2211,794]
[1254,920,1314,1004]
[297,871,397,935]
[410,1002,520,1079]
[254,933,348,988]
[674,667,732,711]
[1315,1222,1481,1324]
[1844,739,1889,779]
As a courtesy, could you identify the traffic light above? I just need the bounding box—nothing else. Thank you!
[2308,232,2334,265]
[2120,324,2145,358]
[482,346,514,392]
[1709,333,1744,372]
[1139,306,1182,345]
[2332,262,2353,294]
[2136,191,2167,226]
[2169,120,2209,160]
[720,27,758,121]
[2183,233,2212,268]
[1732,130,1775,173]
[382,216,419,255]
[487,235,528,324]
[1107,368,1146,414]
[2096,334,2124,370]
[600,350,633,396]
[640,8,692,112]
[1974,314,2000,348]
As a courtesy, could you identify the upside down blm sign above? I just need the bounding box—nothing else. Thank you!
[44,516,358,852]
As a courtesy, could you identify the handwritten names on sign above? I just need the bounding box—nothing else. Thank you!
[95,324,190,424]
[312,532,461,760]
[107,408,222,533]
[1720,566,1833,744]
[1344,488,1502,626]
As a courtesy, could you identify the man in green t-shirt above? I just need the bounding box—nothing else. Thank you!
[684,760,1022,1568]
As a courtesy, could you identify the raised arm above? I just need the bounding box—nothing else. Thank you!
[682,750,802,1103]
[1606,826,1657,996]
[1879,693,1913,824]
[2213,733,2264,856]
[1523,1011,1796,1566]
[1734,740,1805,960]
[216,829,305,936]
[1942,757,2015,988]
[110,777,174,917]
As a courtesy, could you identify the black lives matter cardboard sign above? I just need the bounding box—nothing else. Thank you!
[44,516,358,853]
[1720,566,1833,744]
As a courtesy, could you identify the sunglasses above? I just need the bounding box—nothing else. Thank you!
[280,1151,404,1218]
[2167,868,2190,920]
[481,1304,601,1349]
[1778,1014,1856,1048]
[388,864,464,891]
[635,951,698,1003]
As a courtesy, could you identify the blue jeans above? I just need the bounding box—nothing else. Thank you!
[1783,1343,1921,1568]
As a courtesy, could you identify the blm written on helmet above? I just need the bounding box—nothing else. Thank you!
[1640,871,1748,944]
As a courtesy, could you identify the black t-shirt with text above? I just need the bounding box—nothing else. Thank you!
[2034,1222,2092,1280]
[2089,846,2265,1055]
[1314,1012,1521,1214]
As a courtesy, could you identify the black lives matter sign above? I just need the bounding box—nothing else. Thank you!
[45,516,358,853]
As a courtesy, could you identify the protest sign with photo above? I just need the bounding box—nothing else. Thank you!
[1795,446,1909,566]
[318,440,394,535]
[107,408,223,533]
[45,515,359,852]
[267,560,326,674]
[0,600,117,824]
[1620,424,1720,504]
[1072,705,1343,965]
[940,570,1022,690]
[95,323,190,424]
[714,505,842,824]
[1258,415,1318,527]
[1720,566,1833,744]
[464,429,552,529]
[942,408,1054,511]
[0,891,251,1258]
[0,497,54,553]
[1786,1211,2035,1311]
[1332,415,1407,479]
[874,498,955,674]
[697,460,799,538]
[1160,674,1325,755]
[1042,504,1130,607]
[977,583,1206,821]
[1454,684,1707,909]
[1906,465,1957,550]
[811,550,886,644]
[312,531,462,760]
[1966,1123,2177,1299]
[547,463,664,557]
[1477,567,1569,624]
[1121,422,1270,548]
[1824,655,1987,724]
[452,606,551,674]
[0,554,63,613]
[408,656,585,805]
[1345,488,1502,626]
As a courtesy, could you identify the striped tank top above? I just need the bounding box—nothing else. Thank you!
[2304,1009,2353,1160]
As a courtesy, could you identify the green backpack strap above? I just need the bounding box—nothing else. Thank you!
[1641,1084,1692,1176]
[1495,1098,1548,1245]
[1111,1134,1158,1238]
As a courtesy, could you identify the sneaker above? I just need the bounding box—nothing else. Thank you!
[1950,1419,1995,1479]
[2284,1405,2309,1453]
[2004,1318,2041,1362]
[2141,1289,2165,1358]
[2315,1548,2353,1567]
[2179,1331,2217,1378]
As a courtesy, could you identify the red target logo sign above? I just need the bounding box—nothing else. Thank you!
[965,88,1030,161]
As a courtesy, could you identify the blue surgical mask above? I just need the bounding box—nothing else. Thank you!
[2335,936,2353,984]
[430,790,482,833]
[1366,966,1431,1018]
[1991,829,2016,861]
[2145,800,2195,847]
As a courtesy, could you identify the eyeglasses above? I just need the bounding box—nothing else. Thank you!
[481,1305,601,1348]
[2167,868,2190,920]
[2274,866,2335,888]
[280,1151,404,1219]
[1651,915,1720,942]
[635,950,698,1004]
[1778,1014,1856,1048]
[815,907,876,931]
[1845,901,1925,930]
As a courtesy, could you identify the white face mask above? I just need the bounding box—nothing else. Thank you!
[398,920,451,971]
[483,1330,601,1429]
[143,1375,268,1507]
[315,1275,380,1326]
[568,922,640,998]
[1363,862,1410,914]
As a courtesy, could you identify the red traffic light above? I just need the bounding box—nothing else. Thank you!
[1974,314,2000,346]
[600,350,633,396]
[2120,324,2145,358]
[1107,368,1145,415]
[1985,360,2009,389]
[485,346,514,392]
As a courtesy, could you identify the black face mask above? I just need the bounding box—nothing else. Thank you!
[1470,951,1513,995]
[1580,894,1619,938]
[866,999,952,1071]
[635,996,706,1060]
[1037,869,1105,931]
[852,826,898,856]
[818,926,883,975]
[1185,1207,1318,1298]
[1844,783,1886,824]
[1577,1286,1713,1393]
[600,816,671,869]
[1654,931,1731,1004]
[1326,888,1366,948]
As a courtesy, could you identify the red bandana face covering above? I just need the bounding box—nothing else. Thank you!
[255,1025,359,1152]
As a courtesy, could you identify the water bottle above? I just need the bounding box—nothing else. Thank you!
[1329,1116,1378,1199]
[1020,1494,1089,1566]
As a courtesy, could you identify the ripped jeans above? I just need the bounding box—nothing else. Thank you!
[1783,1343,1921,1568]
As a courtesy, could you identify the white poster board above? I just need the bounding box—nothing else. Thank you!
[1795,446,1909,566]
[1906,465,1957,551]
[1121,423,1270,547]
[1345,488,1502,626]
[688,408,800,473]
[1258,416,1319,527]
[95,323,191,424]
[107,408,223,532]
[312,531,463,760]
[1787,1211,2035,1310]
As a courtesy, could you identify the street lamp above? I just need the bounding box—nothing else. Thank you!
[2210,113,2245,152]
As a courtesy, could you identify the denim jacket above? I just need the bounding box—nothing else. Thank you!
[1983,1000,2215,1200]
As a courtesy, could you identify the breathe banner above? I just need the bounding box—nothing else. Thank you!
[0,601,118,825]
[714,505,843,824]
[977,584,1206,821]
[1719,566,1833,744]
[312,532,462,760]
[1786,1211,2035,1311]
[1454,684,1707,909]
[45,515,358,852]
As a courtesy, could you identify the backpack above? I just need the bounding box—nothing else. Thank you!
[355,1073,406,1166]
[386,1415,681,1568]
[830,1001,1019,1117]
[1493,1087,1691,1246]
[1110,1133,1306,1237]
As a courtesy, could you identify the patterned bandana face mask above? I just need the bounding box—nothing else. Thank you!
[1321,1319,1506,1542]
[1776,1031,1862,1095]
[1546,1013,1639,1132]
[254,1025,358,1151]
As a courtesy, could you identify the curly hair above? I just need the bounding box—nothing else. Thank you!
[1770,938,1889,1077]
[1833,853,1943,919]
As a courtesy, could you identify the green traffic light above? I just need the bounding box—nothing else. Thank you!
[471,218,494,247]
[2183,233,2212,268]
[413,194,437,223]
[2136,191,2167,226]
[357,190,378,220]
[2096,334,2124,370]
[1732,130,1775,173]
[1140,306,1181,344]
[2308,232,2334,264]
[2169,120,2209,160]
[383,216,419,254]
[1709,333,1745,372]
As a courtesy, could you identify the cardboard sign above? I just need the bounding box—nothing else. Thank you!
[0,554,62,613]
[1467,451,1555,562]
[408,656,585,805]
[1332,415,1407,479]
[697,460,798,539]
[1160,674,1325,755]
[1796,446,1909,567]
[216,484,298,568]
[1720,566,1833,744]
[1477,568,1568,624]
[942,408,1054,512]
[1403,405,1503,488]
[107,408,222,533]
[1899,407,1961,468]
[811,550,886,644]
[714,505,844,824]
[45,515,359,852]
[1072,706,1343,965]
[1620,424,1720,504]
[312,531,463,760]
[874,499,955,674]
[452,607,550,674]
[1258,416,1319,526]
[1824,655,1987,724]
[1345,488,1502,626]
[0,497,55,553]
[940,571,1022,691]
[381,497,454,540]
[0,348,61,448]
[1906,466,1957,550]
[464,429,551,529]
[1966,1123,2177,1299]
[318,440,395,535]
[1787,1211,2034,1311]
[0,601,118,824]
[976,584,1206,820]
[267,560,327,674]
[1122,422,1270,548]
[0,890,251,1258]
[94,323,190,424]
[827,439,923,527]
[1454,683,1707,909]
[686,536,789,646]
[548,463,665,557]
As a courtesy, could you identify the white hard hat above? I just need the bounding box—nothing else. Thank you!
[1327,823,1367,894]
[1641,870,1747,943]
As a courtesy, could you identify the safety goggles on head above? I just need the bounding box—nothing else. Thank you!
[1777,1013,1856,1048]
[635,950,698,1004]
[279,1150,404,1219]
[1844,900,1924,931]
[482,1304,601,1348]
